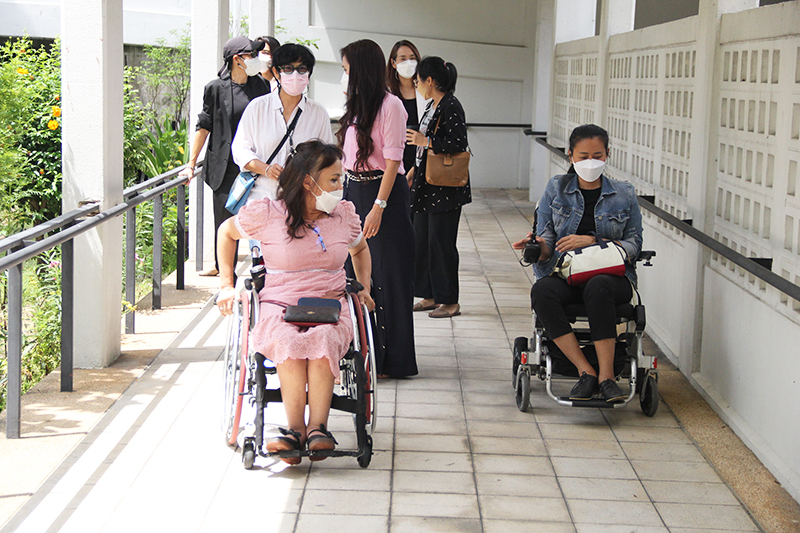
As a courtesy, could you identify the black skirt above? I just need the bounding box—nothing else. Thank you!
[344,176,418,377]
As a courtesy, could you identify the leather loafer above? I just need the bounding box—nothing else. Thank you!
[599,379,626,403]
[569,372,598,400]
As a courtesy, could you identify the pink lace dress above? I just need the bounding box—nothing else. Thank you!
[234,199,363,378]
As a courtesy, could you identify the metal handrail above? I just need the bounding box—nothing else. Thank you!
[534,136,800,301]
[0,162,202,439]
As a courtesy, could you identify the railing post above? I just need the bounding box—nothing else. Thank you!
[176,184,185,290]
[61,234,74,393]
[125,207,136,334]
[153,194,163,309]
[195,178,204,271]
[6,247,22,439]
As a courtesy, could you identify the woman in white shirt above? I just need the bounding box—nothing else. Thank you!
[232,44,334,202]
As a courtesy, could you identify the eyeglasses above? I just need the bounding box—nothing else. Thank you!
[276,64,309,75]
[309,225,326,252]
[237,51,258,59]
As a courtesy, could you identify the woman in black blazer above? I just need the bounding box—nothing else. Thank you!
[406,57,471,318]
[181,36,270,275]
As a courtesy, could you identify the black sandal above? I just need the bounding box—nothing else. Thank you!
[266,427,303,465]
[306,424,337,462]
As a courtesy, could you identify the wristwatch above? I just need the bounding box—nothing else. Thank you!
[374,198,387,209]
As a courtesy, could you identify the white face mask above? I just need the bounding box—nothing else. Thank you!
[259,53,272,71]
[312,180,343,214]
[572,158,606,182]
[340,71,349,93]
[395,59,417,79]
[242,56,262,77]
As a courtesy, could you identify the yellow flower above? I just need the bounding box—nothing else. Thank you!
[52,106,61,117]
[16,67,28,75]
[47,120,59,130]
[177,146,185,155]
[39,169,44,175]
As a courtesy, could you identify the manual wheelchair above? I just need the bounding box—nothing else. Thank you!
[512,249,659,417]
[221,249,377,468]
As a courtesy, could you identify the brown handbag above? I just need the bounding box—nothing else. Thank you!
[424,115,470,188]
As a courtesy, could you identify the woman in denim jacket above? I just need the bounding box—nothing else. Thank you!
[513,124,643,402]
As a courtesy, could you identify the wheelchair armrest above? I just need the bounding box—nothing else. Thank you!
[346,278,364,293]
[637,250,656,266]
[635,304,646,331]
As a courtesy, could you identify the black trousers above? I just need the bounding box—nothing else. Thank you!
[414,207,462,305]
[530,274,632,341]
[211,169,238,272]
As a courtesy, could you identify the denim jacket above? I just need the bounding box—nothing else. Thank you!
[534,173,643,287]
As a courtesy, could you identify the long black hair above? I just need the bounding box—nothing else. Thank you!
[277,140,344,239]
[566,124,609,174]
[337,39,387,172]
[417,56,457,93]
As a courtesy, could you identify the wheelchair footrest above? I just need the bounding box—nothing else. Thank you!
[557,397,631,409]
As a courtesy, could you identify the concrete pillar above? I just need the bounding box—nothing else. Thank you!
[248,0,274,38]
[685,0,758,373]
[61,0,124,368]
[530,0,556,202]
[188,0,229,265]
[555,0,597,44]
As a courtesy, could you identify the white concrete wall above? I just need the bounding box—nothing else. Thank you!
[275,0,538,189]
[544,0,800,502]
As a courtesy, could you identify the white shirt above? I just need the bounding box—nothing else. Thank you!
[232,91,335,201]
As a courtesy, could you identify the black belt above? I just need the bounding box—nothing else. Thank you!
[346,169,384,182]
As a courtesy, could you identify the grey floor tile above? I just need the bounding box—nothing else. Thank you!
[643,480,740,505]
[469,435,548,456]
[395,434,470,453]
[539,423,617,441]
[480,494,571,522]
[551,457,638,480]
[304,468,390,492]
[295,513,388,532]
[483,519,576,533]
[472,454,555,476]
[655,503,759,530]
[545,438,626,459]
[394,417,467,436]
[393,470,476,494]
[395,378,461,390]
[574,525,667,533]
[559,477,649,501]
[395,402,466,420]
[393,451,474,472]
[397,389,463,405]
[567,499,664,526]
[300,489,390,515]
[467,419,542,439]
[612,427,693,444]
[621,442,707,463]
[475,473,561,498]
[390,516,482,533]
[602,408,680,428]
[631,460,723,483]
[391,492,480,519]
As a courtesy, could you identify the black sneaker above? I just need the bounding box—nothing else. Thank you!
[569,372,598,400]
[599,379,626,403]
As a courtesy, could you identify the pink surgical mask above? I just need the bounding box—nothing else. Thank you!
[280,71,309,96]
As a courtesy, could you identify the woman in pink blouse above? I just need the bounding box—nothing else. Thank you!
[337,39,417,378]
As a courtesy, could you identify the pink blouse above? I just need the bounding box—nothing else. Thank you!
[342,93,408,175]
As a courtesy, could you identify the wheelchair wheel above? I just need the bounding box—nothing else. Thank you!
[222,295,249,447]
[357,435,373,468]
[640,374,659,417]
[515,370,530,412]
[512,336,528,387]
[351,296,376,434]
[242,439,256,470]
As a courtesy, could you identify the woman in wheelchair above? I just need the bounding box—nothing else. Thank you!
[216,140,375,464]
[513,124,643,403]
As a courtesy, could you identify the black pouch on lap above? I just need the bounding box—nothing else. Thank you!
[283,298,341,327]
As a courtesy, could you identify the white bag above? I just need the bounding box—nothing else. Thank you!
[556,236,626,286]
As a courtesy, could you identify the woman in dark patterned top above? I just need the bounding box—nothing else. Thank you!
[406,57,471,318]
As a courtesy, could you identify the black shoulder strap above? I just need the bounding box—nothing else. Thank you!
[265,107,303,165]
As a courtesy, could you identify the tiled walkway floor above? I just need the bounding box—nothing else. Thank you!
[1,190,762,532]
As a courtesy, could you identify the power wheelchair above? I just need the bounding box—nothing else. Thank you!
[221,249,377,468]
[512,239,659,416]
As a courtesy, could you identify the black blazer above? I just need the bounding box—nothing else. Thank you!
[196,75,269,192]
[410,92,472,213]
